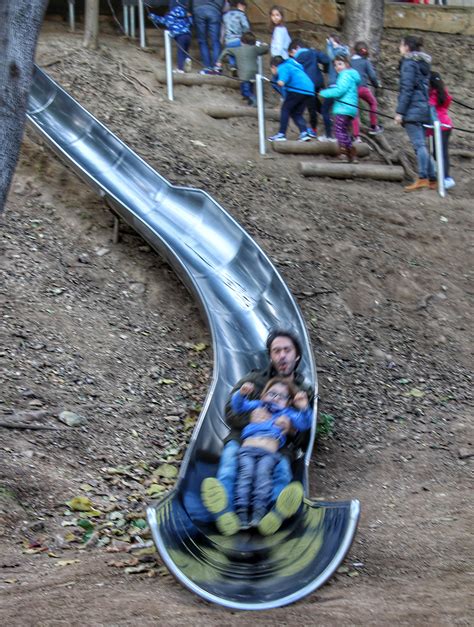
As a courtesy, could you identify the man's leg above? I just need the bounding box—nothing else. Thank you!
[194,9,211,69]
[215,439,239,504]
[405,122,432,179]
[272,455,292,502]
[207,9,222,67]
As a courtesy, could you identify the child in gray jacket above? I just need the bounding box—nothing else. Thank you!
[351,41,383,139]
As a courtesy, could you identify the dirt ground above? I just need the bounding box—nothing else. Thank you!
[0,17,473,626]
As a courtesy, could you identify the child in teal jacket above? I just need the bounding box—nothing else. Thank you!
[320,55,361,161]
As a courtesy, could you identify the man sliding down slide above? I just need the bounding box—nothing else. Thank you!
[201,328,315,535]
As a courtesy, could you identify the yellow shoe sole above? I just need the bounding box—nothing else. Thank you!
[201,477,229,515]
[216,511,241,536]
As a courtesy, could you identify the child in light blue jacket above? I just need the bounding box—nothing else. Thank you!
[320,55,361,161]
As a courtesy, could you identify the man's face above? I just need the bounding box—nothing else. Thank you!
[270,336,299,377]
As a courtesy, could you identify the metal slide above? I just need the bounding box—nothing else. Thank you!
[27,66,360,610]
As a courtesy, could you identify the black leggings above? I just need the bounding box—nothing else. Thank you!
[432,129,451,178]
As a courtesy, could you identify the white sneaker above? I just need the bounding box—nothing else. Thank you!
[173,69,184,74]
[444,177,456,190]
[353,137,362,144]
[317,135,328,142]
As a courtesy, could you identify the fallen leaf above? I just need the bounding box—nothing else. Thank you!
[66,496,102,516]
[191,342,207,352]
[153,464,178,479]
[124,564,152,575]
[55,559,80,567]
[146,484,165,496]
[157,379,175,385]
[406,388,425,398]
[4,578,18,584]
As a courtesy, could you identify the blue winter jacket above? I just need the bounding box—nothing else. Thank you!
[277,58,315,98]
[150,5,192,37]
[293,48,330,91]
[396,51,432,124]
[320,68,361,117]
[231,391,312,448]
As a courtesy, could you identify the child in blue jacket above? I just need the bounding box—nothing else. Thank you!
[289,38,331,139]
[231,378,311,530]
[320,55,361,162]
[149,0,193,73]
[268,55,315,142]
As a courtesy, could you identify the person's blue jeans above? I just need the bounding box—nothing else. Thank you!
[235,447,280,514]
[404,122,436,180]
[193,5,222,69]
[280,92,310,135]
[240,80,253,99]
[216,440,292,506]
[224,38,241,67]
[174,33,191,71]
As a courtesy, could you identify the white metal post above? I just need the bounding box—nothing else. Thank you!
[130,5,136,39]
[257,55,263,77]
[433,120,445,198]
[138,0,146,48]
[68,0,75,33]
[164,30,174,102]
[123,2,130,36]
[256,74,266,156]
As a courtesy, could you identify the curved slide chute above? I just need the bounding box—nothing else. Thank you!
[27,66,360,609]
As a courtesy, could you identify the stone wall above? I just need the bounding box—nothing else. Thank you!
[247,1,474,36]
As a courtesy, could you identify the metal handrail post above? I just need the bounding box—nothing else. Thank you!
[164,30,174,102]
[123,2,130,36]
[138,0,146,48]
[130,5,136,39]
[433,120,445,198]
[257,55,263,77]
[256,74,266,156]
[68,0,75,33]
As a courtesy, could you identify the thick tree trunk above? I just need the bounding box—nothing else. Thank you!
[343,0,385,59]
[272,141,370,157]
[299,161,404,181]
[204,106,281,121]
[0,0,47,214]
[83,0,100,50]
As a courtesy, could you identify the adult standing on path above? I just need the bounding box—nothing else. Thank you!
[192,0,225,73]
[395,35,436,192]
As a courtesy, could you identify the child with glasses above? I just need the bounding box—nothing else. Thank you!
[230,377,312,530]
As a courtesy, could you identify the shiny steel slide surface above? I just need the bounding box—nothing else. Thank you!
[27,66,360,609]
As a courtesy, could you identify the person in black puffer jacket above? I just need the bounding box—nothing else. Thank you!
[395,35,436,192]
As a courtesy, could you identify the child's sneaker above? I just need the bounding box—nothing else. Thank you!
[216,511,241,536]
[184,57,192,73]
[353,136,362,144]
[201,477,228,514]
[268,132,286,142]
[444,177,456,189]
[368,124,384,135]
[201,477,240,536]
[257,481,304,536]
[173,68,184,74]
[306,127,318,138]
[298,131,312,142]
[230,66,238,78]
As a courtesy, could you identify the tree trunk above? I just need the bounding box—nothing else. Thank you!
[299,161,404,181]
[0,0,47,214]
[343,0,385,60]
[83,0,100,50]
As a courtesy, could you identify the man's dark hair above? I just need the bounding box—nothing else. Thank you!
[266,328,302,360]
[270,55,285,67]
[289,38,305,52]
[241,31,256,46]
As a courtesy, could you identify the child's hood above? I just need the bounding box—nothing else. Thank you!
[403,51,432,76]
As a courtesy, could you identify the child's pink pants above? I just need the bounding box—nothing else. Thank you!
[352,86,378,137]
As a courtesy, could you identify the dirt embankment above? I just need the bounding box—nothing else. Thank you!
[0,19,472,626]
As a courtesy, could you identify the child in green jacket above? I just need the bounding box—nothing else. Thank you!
[320,55,361,161]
